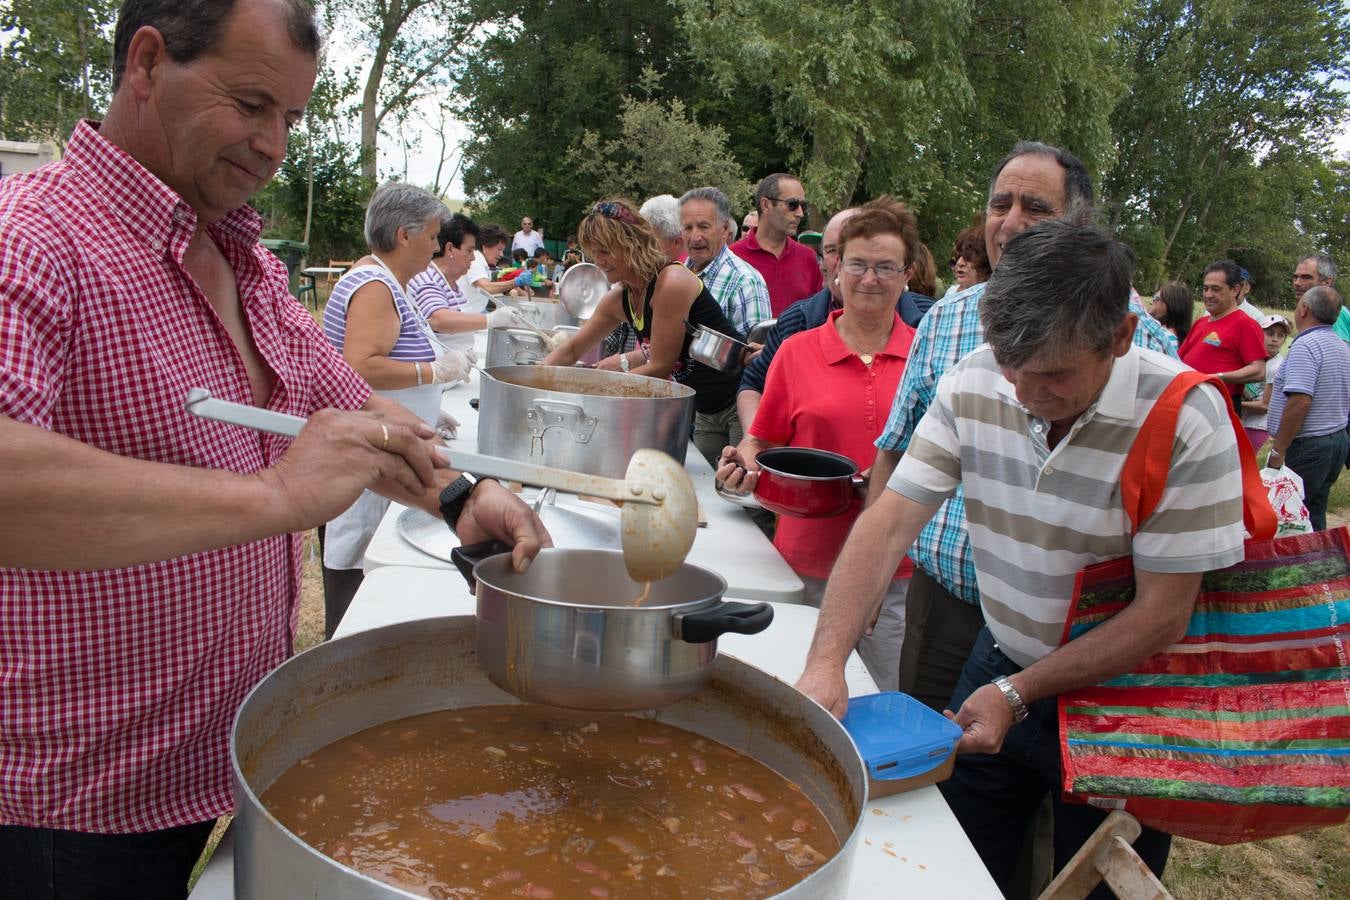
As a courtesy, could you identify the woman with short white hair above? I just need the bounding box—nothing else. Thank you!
[319,182,474,634]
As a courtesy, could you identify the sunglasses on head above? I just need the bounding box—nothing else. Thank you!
[767,196,808,213]
[593,201,638,225]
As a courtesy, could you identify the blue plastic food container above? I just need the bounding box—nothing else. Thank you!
[841,692,964,788]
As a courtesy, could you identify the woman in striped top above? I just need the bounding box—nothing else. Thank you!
[322,183,475,426]
[319,182,475,634]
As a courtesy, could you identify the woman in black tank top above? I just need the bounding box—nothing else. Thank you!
[543,199,743,414]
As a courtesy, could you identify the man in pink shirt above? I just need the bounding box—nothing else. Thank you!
[731,173,824,315]
[0,1,546,895]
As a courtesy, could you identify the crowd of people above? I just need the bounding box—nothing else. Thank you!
[0,1,1346,898]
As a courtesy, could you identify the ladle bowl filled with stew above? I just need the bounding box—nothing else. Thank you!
[231,616,867,899]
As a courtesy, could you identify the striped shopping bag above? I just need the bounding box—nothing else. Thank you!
[1057,371,1350,844]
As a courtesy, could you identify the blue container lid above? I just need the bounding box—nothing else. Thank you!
[841,691,964,782]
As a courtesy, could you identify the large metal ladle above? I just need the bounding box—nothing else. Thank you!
[183,388,697,582]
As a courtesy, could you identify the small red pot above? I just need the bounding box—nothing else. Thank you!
[753,447,865,519]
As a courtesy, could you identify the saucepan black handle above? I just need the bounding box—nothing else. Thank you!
[675,601,774,644]
[450,539,513,590]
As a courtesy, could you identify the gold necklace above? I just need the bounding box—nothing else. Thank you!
[840,322,890,365]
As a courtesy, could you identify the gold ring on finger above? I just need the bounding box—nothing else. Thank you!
[380,423,390,451]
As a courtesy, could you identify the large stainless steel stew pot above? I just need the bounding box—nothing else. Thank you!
[485,326,598,367]
[495,295,578,330]
[453,544,773,710]
[485,326,552,366]
[231,616,866,899]
[476,365,695,479]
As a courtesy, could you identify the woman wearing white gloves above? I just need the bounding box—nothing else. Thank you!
[407,213,529,353]
[319,182,482,635]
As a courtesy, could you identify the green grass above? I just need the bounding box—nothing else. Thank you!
[1165,826,1350,900]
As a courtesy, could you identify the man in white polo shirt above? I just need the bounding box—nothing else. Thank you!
[797,221,1246,890]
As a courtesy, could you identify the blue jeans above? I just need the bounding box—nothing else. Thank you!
[1285,429,1349,531]
[938,628,1171,897]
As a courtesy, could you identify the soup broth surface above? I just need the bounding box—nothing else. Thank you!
[262,704,839,898]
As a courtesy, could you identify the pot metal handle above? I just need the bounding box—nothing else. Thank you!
[527,400,597,445]
[674,601,774,644]
[449,539,514,590]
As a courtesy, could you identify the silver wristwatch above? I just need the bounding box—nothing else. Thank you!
[992,675,1029,723]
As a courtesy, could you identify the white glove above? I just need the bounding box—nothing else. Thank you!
[486,306,524,329]
[431,349,474,384]
[436,411,460,440]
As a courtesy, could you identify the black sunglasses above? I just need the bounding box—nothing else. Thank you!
[767,196,808,213]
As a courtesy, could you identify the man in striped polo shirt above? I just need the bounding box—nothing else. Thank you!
[798,222,1245,889]
[866,141,1178,714]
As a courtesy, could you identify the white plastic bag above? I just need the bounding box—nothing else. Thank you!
[1260,466,1313,536]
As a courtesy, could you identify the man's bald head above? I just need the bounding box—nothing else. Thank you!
[822,208,859,300]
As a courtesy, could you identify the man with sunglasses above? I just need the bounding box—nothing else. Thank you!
[731,173,823,316]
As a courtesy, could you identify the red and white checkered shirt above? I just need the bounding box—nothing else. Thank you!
[0,121,371,833]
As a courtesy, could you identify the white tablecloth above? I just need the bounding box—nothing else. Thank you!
[189,567,998,899]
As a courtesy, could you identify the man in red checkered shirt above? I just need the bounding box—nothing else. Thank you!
[0,2,548,896]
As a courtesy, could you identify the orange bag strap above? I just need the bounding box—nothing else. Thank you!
[1120,370,1276,538]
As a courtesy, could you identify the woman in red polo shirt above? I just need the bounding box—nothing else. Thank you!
[716,196,918,690]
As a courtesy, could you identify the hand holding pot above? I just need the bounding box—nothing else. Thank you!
[452,478,552,573]
[716,444,760,494]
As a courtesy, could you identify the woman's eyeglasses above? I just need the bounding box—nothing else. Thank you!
[841,260,907,280]
[767,196,809,213]
[593,201,638,225]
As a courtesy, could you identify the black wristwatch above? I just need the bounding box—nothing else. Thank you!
[438,474,481,535]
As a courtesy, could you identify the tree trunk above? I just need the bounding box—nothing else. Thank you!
[303,129,314,247]
[75,9,91,121]
[360,41,391,180]
[1158,191,1192,276]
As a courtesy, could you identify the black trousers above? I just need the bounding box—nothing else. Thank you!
[0,820,215,900]
[317,524,365,639]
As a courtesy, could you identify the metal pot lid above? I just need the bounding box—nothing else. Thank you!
[557,262,609,318]
[397,496,620,563]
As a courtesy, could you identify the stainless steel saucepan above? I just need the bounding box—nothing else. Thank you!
[451,544,773,710]
[685,320,751,373]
